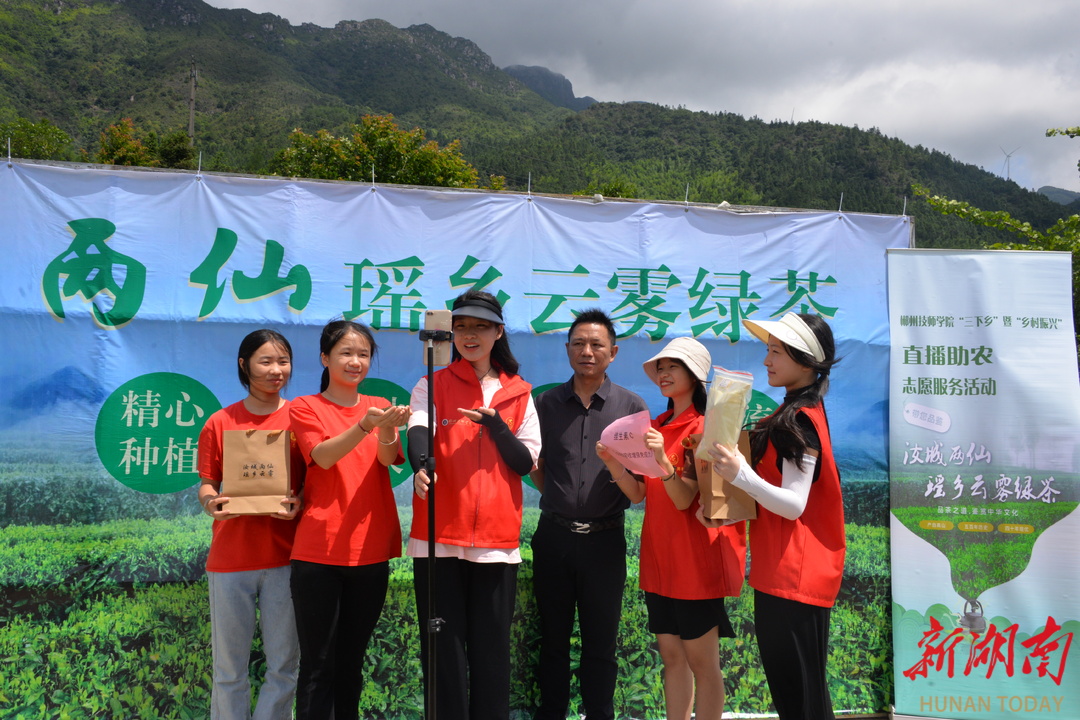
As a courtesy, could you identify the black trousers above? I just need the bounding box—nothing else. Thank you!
[290,560,389,720]
[754,589,835,720]
[413,556,518,720]
[531,514,626,720]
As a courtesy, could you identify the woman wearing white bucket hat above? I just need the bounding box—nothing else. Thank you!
[705,312,843,720]
[599,336,745,720]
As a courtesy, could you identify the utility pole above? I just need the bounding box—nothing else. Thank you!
[188,57,198,146]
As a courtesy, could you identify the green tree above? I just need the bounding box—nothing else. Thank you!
[1046,125,1080,178]
[269,114,480,188]
[0,118,75,161]
[95,119,157,167]
[913,183,1080,346]
[94,121,198,169]
[150,130,197,170]
[573,178,640,198]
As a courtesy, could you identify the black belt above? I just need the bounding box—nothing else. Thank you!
[542,510,624,534]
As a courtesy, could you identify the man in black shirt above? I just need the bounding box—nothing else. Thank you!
[530,309,648,720]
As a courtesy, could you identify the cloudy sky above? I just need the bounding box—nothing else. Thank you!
[205,0,1080,194]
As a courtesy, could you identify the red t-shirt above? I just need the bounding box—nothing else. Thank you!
[198,400,303,573]
[639,407,746,600]
[289,393,403,566]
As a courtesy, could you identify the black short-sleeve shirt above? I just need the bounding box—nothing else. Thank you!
[535,375,649,520]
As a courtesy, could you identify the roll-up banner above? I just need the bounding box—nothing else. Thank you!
[888,249,1079,719]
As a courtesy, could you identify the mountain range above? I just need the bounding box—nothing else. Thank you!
[1,0,1076,249]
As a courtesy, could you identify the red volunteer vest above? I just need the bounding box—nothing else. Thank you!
[639,407,746,599]
[748,403,845,607]
[410,359,531,549]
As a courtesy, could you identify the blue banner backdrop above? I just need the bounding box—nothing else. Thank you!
[1,160,910,717]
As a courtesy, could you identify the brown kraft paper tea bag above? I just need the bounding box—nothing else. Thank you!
[682,432,756,521]
[220,428,292,515]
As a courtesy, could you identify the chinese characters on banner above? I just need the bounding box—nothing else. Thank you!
[9,163,910,494]
[94,373,222,494]
[888,249,1080,719]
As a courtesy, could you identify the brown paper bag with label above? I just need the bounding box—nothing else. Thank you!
[220,429,292,515]
[682,432,756,521]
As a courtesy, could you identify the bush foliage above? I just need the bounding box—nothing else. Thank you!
[0,509,893,718]
[269,114,480,188]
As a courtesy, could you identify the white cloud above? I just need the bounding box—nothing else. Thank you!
[205,0,1080,192]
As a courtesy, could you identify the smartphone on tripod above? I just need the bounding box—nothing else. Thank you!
[422,309,453,366]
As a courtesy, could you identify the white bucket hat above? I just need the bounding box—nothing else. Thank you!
[643,337,711,385]
[742,312,825,362]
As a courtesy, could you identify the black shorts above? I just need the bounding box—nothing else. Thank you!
[644,591,735,640]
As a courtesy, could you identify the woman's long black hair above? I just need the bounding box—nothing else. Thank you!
[237,328,292,390]
[318,319,377,392]
[748,313,839,470]
[450,289,520,376]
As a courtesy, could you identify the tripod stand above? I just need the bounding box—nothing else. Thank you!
[417,326,451,720]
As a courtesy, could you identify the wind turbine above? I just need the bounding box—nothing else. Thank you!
[999,145,1021,181]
